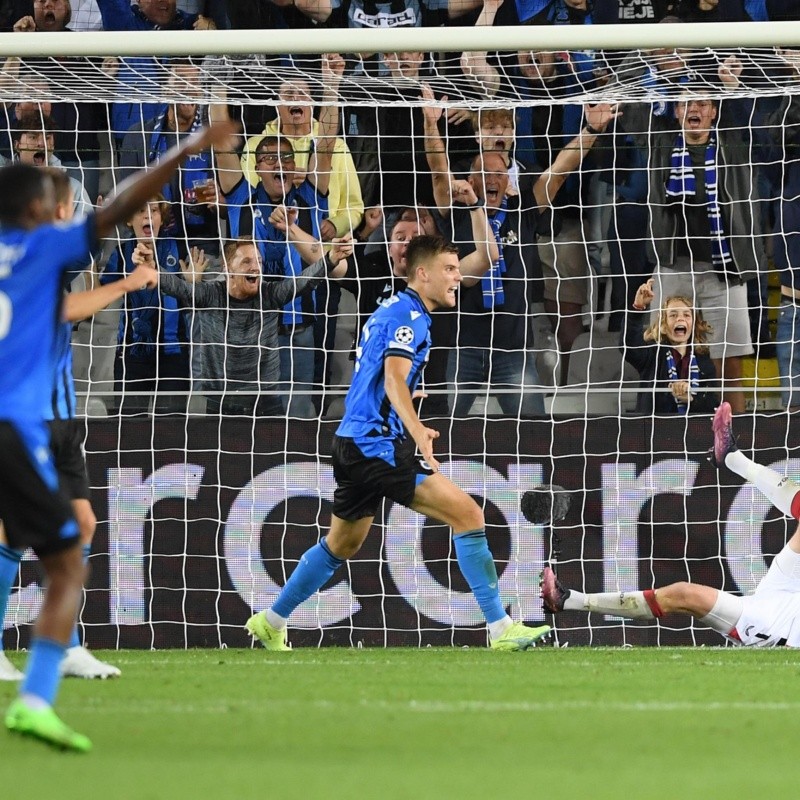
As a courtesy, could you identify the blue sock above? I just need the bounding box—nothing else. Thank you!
[271,538,344,619]
[21,638,66,706]
[0,544,22,653]
[453,530,506,624]
[67,544,91,650]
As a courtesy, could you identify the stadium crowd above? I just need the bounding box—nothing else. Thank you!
[3,0,800,418]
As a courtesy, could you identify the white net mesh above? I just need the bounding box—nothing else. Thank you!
[3,37,798,647]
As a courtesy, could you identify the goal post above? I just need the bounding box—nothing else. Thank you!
[0,24,796,648]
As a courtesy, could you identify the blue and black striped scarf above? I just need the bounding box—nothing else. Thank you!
[482,199,507,309]
[665,133,734,276]
[665,347,700,414]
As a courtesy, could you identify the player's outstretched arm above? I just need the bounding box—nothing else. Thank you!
[63,265,158,322]
[95,121,237,239]
[384,355,440,471]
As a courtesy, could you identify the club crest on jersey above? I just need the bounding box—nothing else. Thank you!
[394,326,414,345]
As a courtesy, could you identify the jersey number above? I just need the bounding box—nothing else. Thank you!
[0,291,11,340]
[354,323,371,373]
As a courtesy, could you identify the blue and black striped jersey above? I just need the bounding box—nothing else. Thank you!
[0,215,95,423]
[336,287,430,454]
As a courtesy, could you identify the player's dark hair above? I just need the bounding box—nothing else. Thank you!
[405,235,459,280]
[0,163,51,225]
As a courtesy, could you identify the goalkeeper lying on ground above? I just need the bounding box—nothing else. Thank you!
[540,402,800,647]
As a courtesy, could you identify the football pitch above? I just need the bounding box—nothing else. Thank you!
[1,647,798,799]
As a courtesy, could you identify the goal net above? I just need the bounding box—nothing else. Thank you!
[3,26,799,648]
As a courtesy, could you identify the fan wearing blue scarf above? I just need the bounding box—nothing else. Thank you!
[625,279,718,415]
[100,196,192,412]
[615,56,760,416]
[423,85,618,414]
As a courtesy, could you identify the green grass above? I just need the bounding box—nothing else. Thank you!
[1,647,799,799]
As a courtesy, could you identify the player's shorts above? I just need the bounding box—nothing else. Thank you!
[48,418,90,501]
[733,548,800,647]
[0,421,79,557]
[331,434,435,521]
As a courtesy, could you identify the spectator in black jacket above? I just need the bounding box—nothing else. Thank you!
[625,279,718,415]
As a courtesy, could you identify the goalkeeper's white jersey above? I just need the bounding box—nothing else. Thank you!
[734,559,800,647]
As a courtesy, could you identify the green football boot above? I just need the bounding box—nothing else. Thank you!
[245,612,291,651]
[5,699,92,753]
[490,622,551,651]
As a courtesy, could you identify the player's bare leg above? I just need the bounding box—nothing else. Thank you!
[325,515,378,559]
[34,545,86,644]
[712,406,800,588]
[247,515,375,651]
[60,499,120,679]
[412,473,551,650]
[712,402,800,519]
[6,542,92,752]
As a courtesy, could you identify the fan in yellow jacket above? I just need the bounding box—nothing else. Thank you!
[241,117,364,241]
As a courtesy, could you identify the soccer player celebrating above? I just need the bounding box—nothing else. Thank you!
[0,119,234,751]
[539,402,800,647]
[0,168,160,682]
[246,235,551,651]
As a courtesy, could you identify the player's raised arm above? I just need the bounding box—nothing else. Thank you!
[63,265,158,322]
[384,355,440,471]
[95,121,237,239]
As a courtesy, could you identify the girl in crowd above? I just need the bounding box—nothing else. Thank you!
[624,278,718,415]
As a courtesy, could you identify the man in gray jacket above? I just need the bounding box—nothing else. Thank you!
[620,54,762,413]
[157,236,351,416]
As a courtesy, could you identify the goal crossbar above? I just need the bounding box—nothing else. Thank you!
[0,20,797,58]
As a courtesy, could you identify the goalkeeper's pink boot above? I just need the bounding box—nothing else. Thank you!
[539,566,569,614]
[711,402,738,469]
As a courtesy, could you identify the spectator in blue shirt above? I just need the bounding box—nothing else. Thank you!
[100,195,196,414]
[212,96,337,418]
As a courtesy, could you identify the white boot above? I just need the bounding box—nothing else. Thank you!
[0,651,23,681]
[60,646,121,679]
